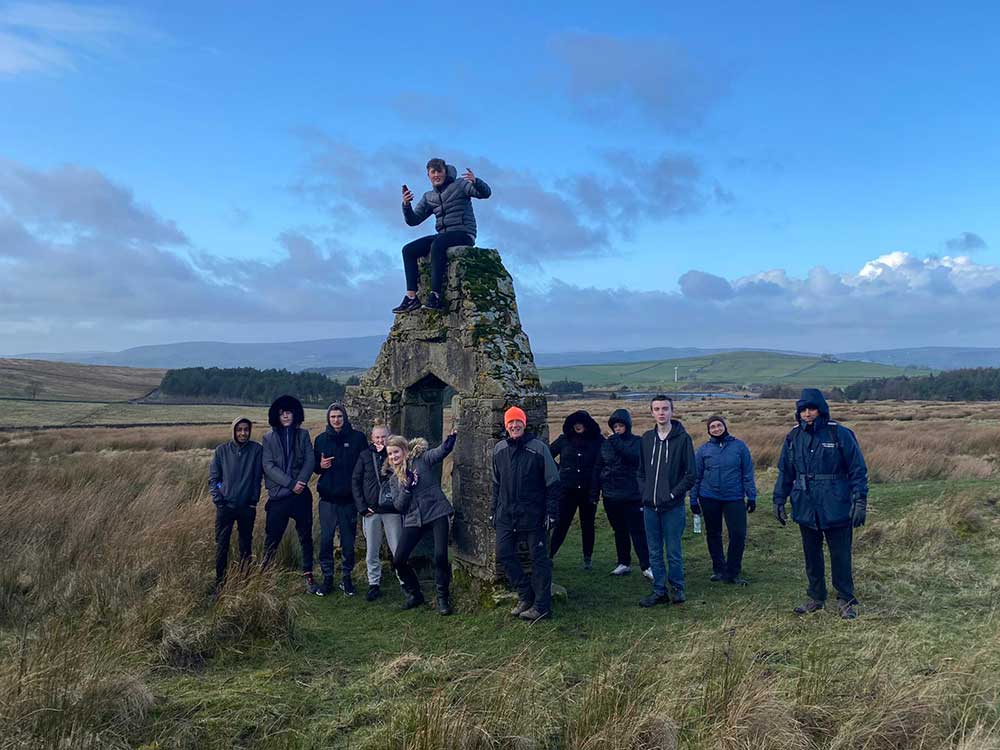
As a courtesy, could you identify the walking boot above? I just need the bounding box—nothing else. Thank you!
[365,584,381,602]
[794,598,825,615]
[510,599,533,617]
[639,591,670,607]
[436,587,453,616]
[403,589,425,610]
[838,598,858,620]
[518,606,551,621]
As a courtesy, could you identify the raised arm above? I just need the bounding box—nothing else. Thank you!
[424,433,457,466]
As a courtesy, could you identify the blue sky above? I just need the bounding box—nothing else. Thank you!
[1,1,998,354]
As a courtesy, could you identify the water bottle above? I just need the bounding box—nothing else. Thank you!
[693,514,702,534]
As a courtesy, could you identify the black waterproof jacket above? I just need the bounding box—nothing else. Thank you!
[402,164,491,239]
[208,417,263,509]
[313,403,367,504]
[637,420,696,510]
[592,408,642,503]
[491,432,561,531]
[549,410,603,496]
[773,389,869,530]
[261,395,314,503]
[352,445,393,514]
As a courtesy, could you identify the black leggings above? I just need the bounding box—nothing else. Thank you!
[550,488,597,559]
[604,500,650,569]
[392,516,452,595]
[402,231,474,294]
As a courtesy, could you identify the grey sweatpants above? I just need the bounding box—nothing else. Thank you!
[362,512,403,585]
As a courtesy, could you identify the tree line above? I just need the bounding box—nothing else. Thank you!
[160,367,360,405]
[843,368,1000,402]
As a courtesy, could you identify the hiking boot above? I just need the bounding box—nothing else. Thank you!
[670,589,686,605]
[510,599,533,617]
[582,557,593,571]
[724,577,749,587]
[610,564,632,576]
[794,598,825,615]
[392,295,421,314]
[642,568,654,580]
[403,591,425,610]
[305,573,323,596]
[518,606,551,621]
[365,584,381,602]
[340,577,356,597]
[639,592,671,608]
[424,291,443,310]
[710,573,725,582]
[436,594,453,616]
[838,599,858,620]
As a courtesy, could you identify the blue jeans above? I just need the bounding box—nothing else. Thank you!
[644,504,686,597]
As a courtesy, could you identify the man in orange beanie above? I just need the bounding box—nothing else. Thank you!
[490,405,562,621]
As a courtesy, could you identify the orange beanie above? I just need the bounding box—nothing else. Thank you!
[504,406,527,427]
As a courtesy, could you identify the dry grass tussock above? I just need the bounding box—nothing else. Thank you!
[0,442,299,747]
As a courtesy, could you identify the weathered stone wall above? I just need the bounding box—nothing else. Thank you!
[344,246,547,579]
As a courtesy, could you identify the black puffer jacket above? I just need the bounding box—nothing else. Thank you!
[313,402,367,504]
[351,445,391,514]
[402,164,491,239]
[549,410,603,496]
[592,408,642,503]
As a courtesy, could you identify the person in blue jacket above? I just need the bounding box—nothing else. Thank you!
[773,388,869,620]
[691,415,756,586]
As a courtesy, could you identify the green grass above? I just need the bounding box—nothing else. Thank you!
[0,400,327,429]
[539,351,932,389]
[143,478,1000,748]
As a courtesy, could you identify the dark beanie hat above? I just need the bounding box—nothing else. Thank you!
[706,415,728,433]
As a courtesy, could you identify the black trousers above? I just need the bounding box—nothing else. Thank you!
[393,516,451,596]
[497,525,552,613]
[402,231,474,294]
[214,504,256,584]
[550,488,597,559]
[319,500,356,581]
[262,491,314,573]
[799,524,856,604]
[700,498,748,580]
[604,500,650,569]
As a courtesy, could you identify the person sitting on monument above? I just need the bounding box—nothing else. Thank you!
[384,429,458,615]
[392,157,492,314]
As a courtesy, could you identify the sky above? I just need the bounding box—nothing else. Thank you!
[1,1,999,355]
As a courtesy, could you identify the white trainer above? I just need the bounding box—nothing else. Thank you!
[610,564,632,576]
[642,568,654,580]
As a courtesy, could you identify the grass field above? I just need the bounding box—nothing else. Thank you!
[1,399,999,749]
[0,358,164,401]
[539,351,932,389]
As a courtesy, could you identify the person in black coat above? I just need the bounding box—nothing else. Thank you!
[591,408,651,578]
[548,410,603,569]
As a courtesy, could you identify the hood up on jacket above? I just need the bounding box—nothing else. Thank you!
[562,410,601,441]
[325,401,355,435]
[795,388,830,421]
[437,163,457,189]
[231,416,253,444]
[607,408,633,434]
[268,394,305,429]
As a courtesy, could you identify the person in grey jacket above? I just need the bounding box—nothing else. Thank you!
[385,430,458,615]
[261,394,318,594]
[392,158,491,313]
[691,415,757,586]
[209,416,263,588]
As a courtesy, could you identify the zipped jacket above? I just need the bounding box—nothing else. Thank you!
[591,408,641,503]
[491,433,561,530]
[636,420,696,510]
[352,445,393,514]
[402,164,491,239]
[692,435,757,504]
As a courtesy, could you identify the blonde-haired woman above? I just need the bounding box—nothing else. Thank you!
[381,429,457,614]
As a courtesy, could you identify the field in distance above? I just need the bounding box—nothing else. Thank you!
[539,349,932,389]
[0,357,165,401]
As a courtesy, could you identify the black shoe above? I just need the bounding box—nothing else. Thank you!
[724,577,749,587]
[437,596,453,616]
[366,584,381,602]
[306,573,324,596]
[424,292,443,310]
[639,592,671,608]
[670,590,686,604]
[392,295,421,314]
[510,599,533,617]
[710,573,725,582]
[340,577,356,597]
[582,557,593,571]
[837,598,858,620]
[403,591,426,610]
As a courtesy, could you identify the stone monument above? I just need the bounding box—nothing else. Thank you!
[344,246,547,580]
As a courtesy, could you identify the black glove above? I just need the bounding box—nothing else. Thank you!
[851,495,868,528]
[773,502,787,526]
[405,469,418,490]
[747,499,757,514]
[690,502,701,516]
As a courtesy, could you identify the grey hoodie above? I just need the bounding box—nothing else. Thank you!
[402,164,491,239]
[208,417,263,509]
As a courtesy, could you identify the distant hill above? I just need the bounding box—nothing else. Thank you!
[836,347,1000,371]
[539,351,931,390]
[0,359,164,402]
[15,336,385,372]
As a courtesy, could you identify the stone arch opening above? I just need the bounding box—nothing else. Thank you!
[400,372,456,495]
